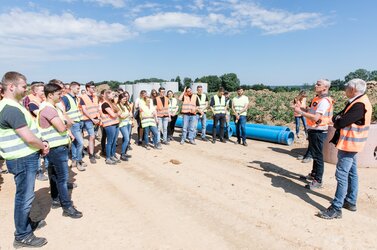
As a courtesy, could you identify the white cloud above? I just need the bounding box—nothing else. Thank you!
[84,0,126,8]
[134,1,327,35]
[0,8,135,60]
[134,12,205,31]
[232,3,326,34]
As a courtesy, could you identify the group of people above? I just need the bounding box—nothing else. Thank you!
[0,71,373,248]
[292,79,372,220]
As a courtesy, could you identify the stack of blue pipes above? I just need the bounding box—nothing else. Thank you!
[175,117,294,146]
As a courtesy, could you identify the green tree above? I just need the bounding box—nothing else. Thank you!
[175,76,183,91]
[345,69,370,82]
[369,70,377,81]
[220,73,240,91]
[250,84,271,91]
[330,79,345,91]
[183,77,192,89]
[197,75,222,92]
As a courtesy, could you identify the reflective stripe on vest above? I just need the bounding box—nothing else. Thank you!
[140,106,156,128]
[100,101,119,127]
[181,95,197,114]
[37,102,70,148]
[306,96,333,130]
[198,94,207,111]
[169,98,178,114]
[233,95,249,116]
[213,95,226,114]
[80,94,99,120]
[118,104,131,128]
[156,96,169,117]
[0,99,41,160]
[65,94,82,122]
[336,94,372,152]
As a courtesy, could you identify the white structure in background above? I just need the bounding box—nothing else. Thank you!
[191,82,208,93]
[130,82,179,101]
[119,84,133,98]
[160,81,179,93]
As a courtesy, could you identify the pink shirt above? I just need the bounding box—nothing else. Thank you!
[39,106,59,129]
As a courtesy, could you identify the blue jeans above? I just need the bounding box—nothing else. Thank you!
[332,150,358,210]
[235,115,247,143]
[6,152,40,241]
[70,121,84,162]
[144,126,159,146]
[46,145,72,208]
[104,125,119,160]
[158,117,169,142]
[119,125,130,155]
[181,115,197,142]
[82,120,95,136]
[195,114,207,139]
[294,116,307,135]
[308,130,327,183]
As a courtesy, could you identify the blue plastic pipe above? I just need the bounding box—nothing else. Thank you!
[176,116,294,145]
[228,123,294,145]
[175,117,233,137]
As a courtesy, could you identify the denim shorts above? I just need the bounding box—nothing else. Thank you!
[82,120,95,136]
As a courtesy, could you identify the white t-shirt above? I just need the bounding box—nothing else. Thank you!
[308,97,331,130]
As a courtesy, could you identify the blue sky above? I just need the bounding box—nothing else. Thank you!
[0,0,376,85]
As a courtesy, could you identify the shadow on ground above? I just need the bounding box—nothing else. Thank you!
[268,146,307,158]
[248,160,332,211]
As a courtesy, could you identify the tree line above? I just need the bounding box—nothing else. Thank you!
[95,68,376,93]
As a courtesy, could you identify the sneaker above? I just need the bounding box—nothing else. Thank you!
[202,137,208,142]
[51,199,61,209]
[212,139,216,144]
[189,140,196,145]
[13,233,47,248]
[36,171,48,181]
[94,154,101,159]
[317,205,342,219]
[297,155,304,160]
[180,141,185,145]
[111,156,121,163]
[302,158,312,163]
[62,206,83,219]
[100,152,106,158]
[89,156,97,164]
[120,154,128,161]
[305,179,323,190]
[79,161,87,167]
[155,143,162,150]
[30,220,47,231]
[343,201,357,212]
[162,141,170,145]
[105,159,117,165]
[76,162,86,171]
[300,173,315,181]
[220,138,226,143]
[144,145,151,150]
[242,141,248,146]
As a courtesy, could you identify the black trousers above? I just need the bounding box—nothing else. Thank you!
[213,114,226,140]
[168,115,178,137]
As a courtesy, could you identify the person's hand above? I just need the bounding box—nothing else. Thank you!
[92,118,100,125]
[41,141,50,156]
[293,105,302,114]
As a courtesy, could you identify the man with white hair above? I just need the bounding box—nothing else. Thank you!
[294,79,334,190]
[318,79,372,219]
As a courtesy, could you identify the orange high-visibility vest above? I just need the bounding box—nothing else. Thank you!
[156,96,169,117]
[100,101,119,127]
[181,95,197,114]
[307,96,334,129]
[80,94,99,120]
[336,94,372,152]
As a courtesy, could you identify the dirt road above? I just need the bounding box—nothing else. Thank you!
[1,135,376,249]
